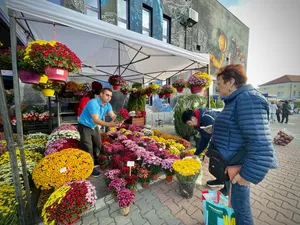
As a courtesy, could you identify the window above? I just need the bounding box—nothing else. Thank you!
[84,0,100,19]
[48,0,62,4]
[162,15,171,43]
[117,0,129,29]
[142,5,152,36]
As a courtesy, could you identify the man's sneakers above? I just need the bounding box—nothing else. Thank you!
[91,168,101,177]
[206,179,224,188]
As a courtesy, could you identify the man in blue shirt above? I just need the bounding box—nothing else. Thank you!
[78,88,118,177]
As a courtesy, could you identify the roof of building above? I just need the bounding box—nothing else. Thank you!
[260,75,300,86]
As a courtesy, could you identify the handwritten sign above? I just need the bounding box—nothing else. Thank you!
[127,161,135,167]
[60,167,67,173]
[56,69,65,75]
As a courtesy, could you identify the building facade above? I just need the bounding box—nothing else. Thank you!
[48,0,249,77]
[258,75,300,99]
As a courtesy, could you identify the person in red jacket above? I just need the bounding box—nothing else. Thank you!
[77,88,101,117]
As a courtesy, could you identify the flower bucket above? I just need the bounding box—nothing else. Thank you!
[45,66,69,81]
[178,181,195,199]
[191,86,203,94]
[147,93,152,97]
[142,182,149,189]
[166,175,173,182]
[176,87,184,93]
[18,70,40,84]
[41,89,55,97]
[151,174,158,181]
[112,85,121,90]
[159,94,164,99]
[120,206,130,216]
[165,93,172,98]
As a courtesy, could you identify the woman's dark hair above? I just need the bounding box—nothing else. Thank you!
[181,110,195,124]
[216,64,247,88]
[88,88,101,99]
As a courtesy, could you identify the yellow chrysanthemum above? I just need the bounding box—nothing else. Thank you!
[173,158,201,177]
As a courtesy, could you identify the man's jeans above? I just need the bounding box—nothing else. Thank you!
[226,181,254,225]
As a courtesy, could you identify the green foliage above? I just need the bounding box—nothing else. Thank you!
[174,94,207,139]
[127,93,146,111]
[132,83,143,89]
[210,99,216,108]
[215,97,224,108]
[127,83,146,111]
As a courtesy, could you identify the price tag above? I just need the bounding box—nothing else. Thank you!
[184,156,193,160]
[56,69,65,75]
[127,161,135,167]
[159,148,162,152]
[60,167,67,173]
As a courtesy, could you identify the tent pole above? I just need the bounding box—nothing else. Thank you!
[9,9,34,224]
[207,64,210,109]
[0,76,27,225]
[118,42,121,75]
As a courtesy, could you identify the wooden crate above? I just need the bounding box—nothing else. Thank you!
[126,117,145,126]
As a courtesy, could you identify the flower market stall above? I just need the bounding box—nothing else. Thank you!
[0,0,211,224]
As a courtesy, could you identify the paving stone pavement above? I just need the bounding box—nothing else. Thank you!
[65,115,300,225]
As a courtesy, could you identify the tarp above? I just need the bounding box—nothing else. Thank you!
[4,0,209,84]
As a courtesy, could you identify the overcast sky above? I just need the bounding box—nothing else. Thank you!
[218,0,300,87]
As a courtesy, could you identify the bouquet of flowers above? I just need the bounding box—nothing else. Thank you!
[32,148,94,190]
[187,72,212,88]
[24,40,82,73]
[44,138,80,156]
[117,188,135,209]
[120,83,131,95]
[116,108,130,123]
[42,180,96,225]
[108,75,126,86]
[172,78,186,88]
[172,158,201,198]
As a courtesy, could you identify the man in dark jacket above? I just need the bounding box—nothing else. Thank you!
[182,109,226,192]
[281,101,291,124]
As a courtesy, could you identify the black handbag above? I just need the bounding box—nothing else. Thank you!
[208,143,246,182]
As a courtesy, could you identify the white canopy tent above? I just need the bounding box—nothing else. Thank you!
[5,0,209,84]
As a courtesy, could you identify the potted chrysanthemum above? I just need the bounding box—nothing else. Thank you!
[32,80,65,97]
[108,75,126,90]
[172,78,186,93]
[24,40,82,81]
[161,85,176,98]
[117,188,135,216]
[162,158,176,182]
[144,83,160,97]
[187,72,212,94]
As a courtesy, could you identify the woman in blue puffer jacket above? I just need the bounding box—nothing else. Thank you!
[211,64,277,225]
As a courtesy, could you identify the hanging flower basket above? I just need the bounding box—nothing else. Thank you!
[176,87,184,93]
[18,70,40,84]
[41,89,55,97]
[165,93,172,98]
[122,91,129,95]
[45,66,69,82]
[190,86,203,94]
[112,85,121,90]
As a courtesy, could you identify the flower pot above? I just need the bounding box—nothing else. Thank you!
[159,94,164,99]
[147,93,152,97]
[122,91,129,95]
[141,182,149,189]
[176,87,184,93]
[151,174,158,181]
[18,70,40,84]
[190,86,203,94]
[120,206,130,216]
[100,165,106,170]
[165,93,172,98]
[112,85,121,90]
[166,175,173,182]
[45,66,69,81]
[41,89,55,97]
[39,75,48,84]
